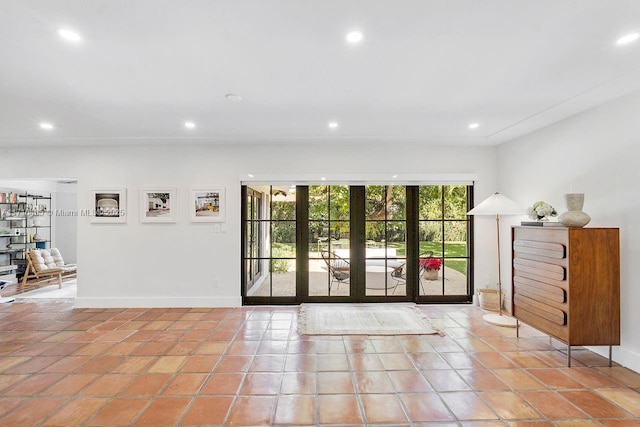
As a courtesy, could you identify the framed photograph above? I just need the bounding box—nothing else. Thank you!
[91,189,127,223]
[140,188,177,223]
[190,188,225,222]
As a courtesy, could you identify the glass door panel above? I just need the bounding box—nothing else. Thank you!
[271,220,296,296]
[444,259,468,296]
[268,187,296,297]
[441,220,469,296]
[245,189,262,292]
[243,185,297,299]
[365,185,407,297]
[309,185,350,297]
[418,185,471,300]
[419,185,443,219]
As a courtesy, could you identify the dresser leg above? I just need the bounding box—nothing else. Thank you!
[516,319,520,338]
[567,345,571,367]
[609,346,613,367]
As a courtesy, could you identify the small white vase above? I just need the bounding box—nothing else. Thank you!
[558,193,591,228]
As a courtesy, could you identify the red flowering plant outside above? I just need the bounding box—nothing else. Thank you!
[419,257,442,271]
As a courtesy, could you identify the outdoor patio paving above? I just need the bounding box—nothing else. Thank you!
[247,258,468,298]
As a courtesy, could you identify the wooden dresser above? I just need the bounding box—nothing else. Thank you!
[511,226,620,366]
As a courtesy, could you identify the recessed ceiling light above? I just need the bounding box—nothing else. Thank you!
[39,122,54,130]
[392,175,398,179]
[345,30,363,44]
[225,93,242,102]
[56,27,82,43]
[328,122,339,129]
[184,121,196,129]
[616,32,639,45]
[248,174,254,178]
[468,122,480,129]
[321,177,326,181]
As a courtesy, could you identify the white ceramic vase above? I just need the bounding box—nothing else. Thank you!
[558,193,591,228]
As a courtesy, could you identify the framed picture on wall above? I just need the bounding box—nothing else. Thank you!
[140,188,177,223]
[190,188,225,222]
[90,189,127,223]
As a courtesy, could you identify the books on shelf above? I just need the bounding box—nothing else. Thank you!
[0,265,17,273]
[520,221,564,227]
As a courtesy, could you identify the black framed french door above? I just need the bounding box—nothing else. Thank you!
[303,185,416,303]
[241,184,473,305]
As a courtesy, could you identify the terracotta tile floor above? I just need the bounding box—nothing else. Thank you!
[1,301,640,426]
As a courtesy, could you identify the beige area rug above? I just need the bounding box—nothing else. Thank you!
[298,303,443,336]
[14,280,77,300]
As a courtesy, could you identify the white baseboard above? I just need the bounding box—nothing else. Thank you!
[74,296,242,308]
[587,345,640,373]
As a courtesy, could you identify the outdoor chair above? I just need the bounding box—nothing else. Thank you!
[389,251,435,295]
[321,250,350,291]
[389,263,405,294]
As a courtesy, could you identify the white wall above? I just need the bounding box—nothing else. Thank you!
[54,182,78,264]
[498,89,640,372]
[0,142,497,307]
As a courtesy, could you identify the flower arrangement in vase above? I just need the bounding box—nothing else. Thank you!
[419,257,442,280]
[526,201,557,221]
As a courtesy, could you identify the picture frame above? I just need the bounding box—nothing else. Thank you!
[90,189,127,223]
[190,188,225,222]
[140,188,177,223]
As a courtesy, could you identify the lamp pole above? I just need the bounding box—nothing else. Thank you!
[495,213,503,316]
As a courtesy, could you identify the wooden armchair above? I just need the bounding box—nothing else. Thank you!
[22,248,77,288]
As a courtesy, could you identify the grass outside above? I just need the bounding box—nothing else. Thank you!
[389,241,468,274]
[272,241,468,275]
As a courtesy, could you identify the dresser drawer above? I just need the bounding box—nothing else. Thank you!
[514,227,567,245]
[514,276,566,304]
[513,258,566,281]
[513,239,565,259]
[513,304,569,342]
[514,294,566,325]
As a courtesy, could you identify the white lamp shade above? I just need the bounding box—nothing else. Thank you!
[467,192,523,216]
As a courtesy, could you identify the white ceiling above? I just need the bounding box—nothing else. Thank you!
[1,0,640,146]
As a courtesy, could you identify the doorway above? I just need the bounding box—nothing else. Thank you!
[307,185,412,301]
[0,179,78,300]
[242,184,473,305]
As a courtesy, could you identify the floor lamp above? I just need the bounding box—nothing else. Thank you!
[467,192,522,327]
